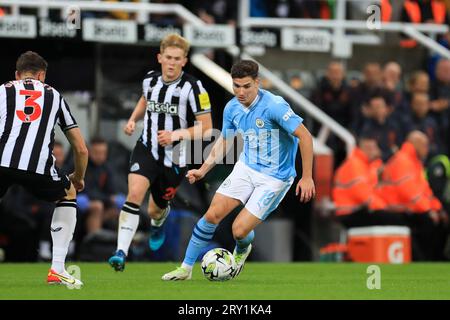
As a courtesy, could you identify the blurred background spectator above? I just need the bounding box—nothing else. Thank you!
[358,93,406,161]
[311,61,352,167]
[350,63,384,135]
[429,59,450,155]
[268,0,335,19]
[190,0,237,25]
[382,61,403,109]
[406,92,443,156]
[104,0,140,20]
[75,137,125,238]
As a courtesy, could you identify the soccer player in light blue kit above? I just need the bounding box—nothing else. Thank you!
[162,60,315,280]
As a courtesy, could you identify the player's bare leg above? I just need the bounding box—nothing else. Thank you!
[231,209,260,278]
[85,200,104,234]
[148,196,171,251]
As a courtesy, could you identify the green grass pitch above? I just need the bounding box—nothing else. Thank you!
[0,263,450,300]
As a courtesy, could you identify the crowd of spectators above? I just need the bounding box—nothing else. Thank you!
[303,56,450,260]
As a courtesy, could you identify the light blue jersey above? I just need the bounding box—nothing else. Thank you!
[221,89,303,180]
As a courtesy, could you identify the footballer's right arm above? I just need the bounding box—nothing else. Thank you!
[293,124,315,202]
[186,103,235,184]
[186,135,232,184]
[124,95,147,136]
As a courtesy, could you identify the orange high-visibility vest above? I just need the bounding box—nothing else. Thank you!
[401,0,447,48]
[377,142,442,213]
[404,0,422,23]
[0,8,5,16]
[381,0,393,22]
[332,148,387,216]
[431,0,447,23]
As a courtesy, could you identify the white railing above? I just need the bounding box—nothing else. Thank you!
[241,17,448,33]
[242,17,450,59]
[0,0,205,26]
[403,26,450,59]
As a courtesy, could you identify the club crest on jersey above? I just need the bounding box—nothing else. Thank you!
[256,118,265,128]
[130,163,140,172]
[147,101,179,115]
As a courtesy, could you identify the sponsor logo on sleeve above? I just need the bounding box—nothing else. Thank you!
[282,109,295,121]
[198,93,211,110]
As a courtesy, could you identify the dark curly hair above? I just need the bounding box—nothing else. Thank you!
[231,60,259,79]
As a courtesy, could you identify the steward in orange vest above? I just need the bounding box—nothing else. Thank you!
[377,131,449,260]
[378,131,443,214]
[333,136,387,219]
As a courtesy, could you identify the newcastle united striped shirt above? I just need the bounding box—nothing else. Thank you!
[141,70,211,168]
[0,79,78,180]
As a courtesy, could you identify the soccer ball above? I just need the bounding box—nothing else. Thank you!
[201,248,236,281]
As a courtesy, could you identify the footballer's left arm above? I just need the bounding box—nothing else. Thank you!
[293,124,316,203]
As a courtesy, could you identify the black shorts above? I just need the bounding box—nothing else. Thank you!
[0,167,71,202]
[128,141,187,209]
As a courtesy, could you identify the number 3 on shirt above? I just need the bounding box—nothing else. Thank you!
[17,90,42,123]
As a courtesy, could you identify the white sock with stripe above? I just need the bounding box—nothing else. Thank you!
[117,201,140,256]
[51,200,77,274]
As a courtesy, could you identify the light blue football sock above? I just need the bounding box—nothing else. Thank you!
[183,217,217,266]
[235,230,255,254]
